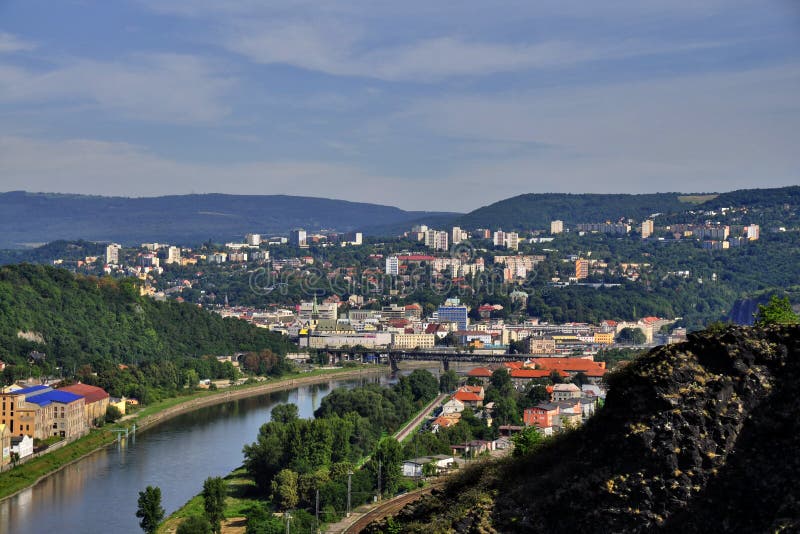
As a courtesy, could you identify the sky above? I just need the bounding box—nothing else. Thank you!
[0,1,798,212]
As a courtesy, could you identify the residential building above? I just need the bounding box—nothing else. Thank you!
[0,423,9,467]
[402,455,454,477]
[451,226,468,244]
[550,220,564,234]
[392,333,435,350]
[298,300,338,322]
[10,434,33,459]
[745,224,760,240]
[245,233,261,246]
[165,246,181,265]
[551,383,581,402]
[528,337,556,354]
[641,219,654,239]
[441,398,465,415]
[575,258,589,280]
[105,243,121,264]
[493,231,519,250]
[593,332,615,344]
[0,386,87,439]
[58,384,110,426]
[385,256,400,275]
[342,232,363,245]
[425,230,449,251]
[289,228,308,248]
[208,252,227,263]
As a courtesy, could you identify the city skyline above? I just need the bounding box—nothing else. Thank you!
[0,1,798,211]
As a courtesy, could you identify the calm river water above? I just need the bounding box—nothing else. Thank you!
[0,371,399,534]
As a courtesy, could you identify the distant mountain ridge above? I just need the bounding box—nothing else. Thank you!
[0,191,458,248]
[1,186,796,248]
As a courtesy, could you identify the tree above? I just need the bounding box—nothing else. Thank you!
[572,372,590,388]
[270,403,299,424]
[490,368,512,391]
[136,486,165,534]
[271,469,299,511]
[439,369,459,393]
[202,476,226,534]
[105,405,122,423]
[177,516,212,534]
[755,295,799,326]
[512,426,544,457]
[373,437,403,496]
[616,327,646,345]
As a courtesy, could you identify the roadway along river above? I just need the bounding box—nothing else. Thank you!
[0,371,400,534]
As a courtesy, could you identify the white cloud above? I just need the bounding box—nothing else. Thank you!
[393,63,800,199]
[0,54,233,123]
[0,135,438,209]
[0,32,35,54]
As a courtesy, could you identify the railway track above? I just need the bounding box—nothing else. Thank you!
[341,484,440,533]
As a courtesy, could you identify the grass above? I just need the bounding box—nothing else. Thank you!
[678,194,718,204]
[159,468,262,533]
[0,429,115,500]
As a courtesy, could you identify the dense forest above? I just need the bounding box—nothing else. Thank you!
[0,264,295,401]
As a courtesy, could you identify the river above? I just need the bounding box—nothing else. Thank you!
[0,371,400,534]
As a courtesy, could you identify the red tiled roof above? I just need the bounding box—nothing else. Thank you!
[530,357,607,377]
[453,391,482,402]
[467,367,493,377]
[400,255,436,262]
[58,383,110,404]
[503,361,524,369]
[509,369,563,379]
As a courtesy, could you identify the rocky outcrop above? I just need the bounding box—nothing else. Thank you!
[368,325,800,533]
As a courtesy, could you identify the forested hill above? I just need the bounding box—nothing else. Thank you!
[454,186,800,230]
[0,192,457,248]
[0,264,294,384]
[454,192,691,230]
[369,325,800,533]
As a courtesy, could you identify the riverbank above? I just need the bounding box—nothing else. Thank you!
[0,365,389,503]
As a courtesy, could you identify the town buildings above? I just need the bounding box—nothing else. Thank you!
[550,220,563,234]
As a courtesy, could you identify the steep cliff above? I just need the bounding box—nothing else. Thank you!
[369,325,800,533]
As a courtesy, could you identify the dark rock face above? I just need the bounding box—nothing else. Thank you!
[369,326,800,533]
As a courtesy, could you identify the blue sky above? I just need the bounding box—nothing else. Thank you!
[0,0,798,211]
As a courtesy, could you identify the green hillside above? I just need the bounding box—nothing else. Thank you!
[453,186,800,231]
[455,192,688,230]
[0,264,295,400]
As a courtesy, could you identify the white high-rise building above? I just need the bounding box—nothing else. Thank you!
[425,230,449,251]
[289,229,307,248]
[386,256,400,275]
[451,226,468,245]
[550,220,564,234]
[745,224,760,240]
[105,243,121,264]
[641,220,654,239]
[493,231,519,250]
[165,246,182,265]
[245,233,261,246]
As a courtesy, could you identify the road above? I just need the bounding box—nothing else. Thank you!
[393,393,447,442]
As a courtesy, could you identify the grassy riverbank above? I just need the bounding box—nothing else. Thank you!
[0,429,116,500]
[0,365,388,502]
[159,468,258,534]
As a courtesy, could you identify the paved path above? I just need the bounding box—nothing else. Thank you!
[393,393,447,442]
